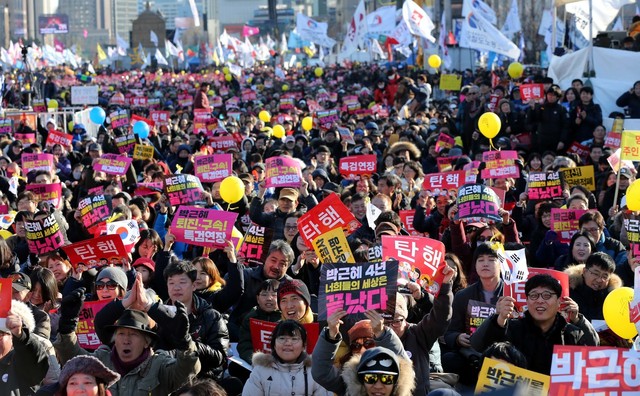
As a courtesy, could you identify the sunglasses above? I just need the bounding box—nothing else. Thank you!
[360,373,398,385]
[350,339,375,352]
[95,281,118,291]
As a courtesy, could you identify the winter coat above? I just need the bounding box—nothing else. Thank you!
[571,101,603,142]
[195,251,245,313]
[527,101,570,152]
[237,307,282,364]
[341,351,416,396]
[614,261,635,288]
[54,332,200,396]
[615,91,640,119]
[565,264,623,322]
[470,311,599,375]
[249,195,318,241]
[242,353,331,396]
[413,206,444,239]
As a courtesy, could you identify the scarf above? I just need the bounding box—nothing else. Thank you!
[111,347,151,376]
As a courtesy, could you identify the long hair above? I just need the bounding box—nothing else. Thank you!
[29,267,59,306]
[192,257,226,290]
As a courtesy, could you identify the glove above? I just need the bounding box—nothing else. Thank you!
[58,287,86,334]
[172,301,192,350]
[148,301,191,350]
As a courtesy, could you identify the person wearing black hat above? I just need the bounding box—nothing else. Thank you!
[342,346,416,396]
[526,85,570,153]
[54,287,201,396]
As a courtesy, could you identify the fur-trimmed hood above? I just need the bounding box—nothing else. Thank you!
[564,264,623,291]
[251,351,312,368]
[341,350,415,396]
[0,300,35,333]
[387,141,421,160]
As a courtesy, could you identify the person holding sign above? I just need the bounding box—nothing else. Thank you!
[470,274,598,375]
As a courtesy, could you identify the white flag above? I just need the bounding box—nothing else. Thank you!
[165,40,179,58]
[366,203,382,230]
[501,0,522,38]
[296,13,328,42]
[390,19,413,46]
[460,11,520,59]
[402,0,436,43]
[188,0,200,27]
[341,0,368,56]
[116,34,129,56]
[438,12,452,69]
[370,38,387,60]
[150,30,158,46]
[462,0,497,25]
[155,48,168,65]
[280,32,288,55]
[566,0,635,40]
[367,6,397,36]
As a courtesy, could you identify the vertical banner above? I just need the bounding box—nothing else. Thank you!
[249,319,319,354]
[25,213,64,254]
[550,209,588,243]
[194,154,233,183]
[61,235,128,268]
[264,156,302,188]
[312,227,355,264]
[170,206,237,248]
[297,193,361,248]
[238,223,273,266]
[318,260,398,320]
[164,174,205,206]
[456,184,502,223]
[476,357,550,394]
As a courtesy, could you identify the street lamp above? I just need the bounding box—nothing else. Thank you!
[4,4,9,49]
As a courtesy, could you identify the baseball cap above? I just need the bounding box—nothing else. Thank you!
[279,188,299,202]
[10,272,32,292]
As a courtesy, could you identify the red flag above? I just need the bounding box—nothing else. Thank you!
[54,38,65,53]
[242,25,260,37]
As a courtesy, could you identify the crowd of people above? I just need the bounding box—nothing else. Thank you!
[0,55,638,396]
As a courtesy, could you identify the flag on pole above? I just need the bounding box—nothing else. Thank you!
[116,34,129,56]
[155,48,168,65]
[438,11,452,69]
[402,0,436,43]
[565,0,635,41]
[242,25,260,37]
[96,44,107,61]
[501,0,522,38]
[150,30,159,46]
[460,11,521,59]
[188,0,200,27]
[462,0,497,25]
[341,0,368,56]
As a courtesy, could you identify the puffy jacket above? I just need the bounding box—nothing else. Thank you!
[470,311,599,375]
[565,264,623,322]
[615,90,640,119]
[242,353,331,396]
[0,328,50,396]
[527,101,570,148]
[341,350,415,396]
[54,332,200,396]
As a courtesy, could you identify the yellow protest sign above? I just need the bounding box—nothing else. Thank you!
[312,227,355,264]
[133,144,154,160]
[560,165,596,192]
[475,357,550,395]
[621,130,640,160]
[439,74,462,91]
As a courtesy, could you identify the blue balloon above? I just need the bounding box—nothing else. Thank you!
[133,121,150,139]
[89,107,106,125]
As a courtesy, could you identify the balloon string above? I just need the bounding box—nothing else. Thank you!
[489,138,498,151]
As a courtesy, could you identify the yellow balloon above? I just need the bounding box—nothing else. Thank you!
[259,110,271,123]
[428,54,442,69]
[231,227,244,251]
[508,62,524,79]
[68,121,75,130]
[478,112,501,139]
[207,90,214,96]
[282,84,289,92]
[47,99,59,109]
[301,117,314,131]
[273,125,285,139]
[225,74,232,82]
[626,179,640,211]
[222,66,229,75]
[603,287,637,339]
[314,67,323,77]
[220,176,245,204]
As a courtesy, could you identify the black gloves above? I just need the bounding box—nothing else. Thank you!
[148,301,192,350]
[58,287,86,335]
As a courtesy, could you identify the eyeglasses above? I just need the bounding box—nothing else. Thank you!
[350,339,376,352]
[95,281,118,291]
[383,318,405,327]
[527,291,557,301]
[360,373,398,385]
[284,226,298,231]
[586,268,610,281]
[275,336,302,344]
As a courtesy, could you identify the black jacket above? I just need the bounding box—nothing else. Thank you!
[616,91,640,118]
[413,206,444,239]
[195,251,245,314]
[470,311,599,374]
[0,329,50,396]
[527,101,570,148]
[249,195,318,241]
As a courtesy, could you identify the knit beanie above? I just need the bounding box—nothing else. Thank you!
[348,319,374,343]
[59,355,120,388]
[277,279,311,307]
[97,266,128,291]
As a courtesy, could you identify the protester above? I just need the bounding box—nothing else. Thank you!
[342,346,415,396]
[56,355,120,396]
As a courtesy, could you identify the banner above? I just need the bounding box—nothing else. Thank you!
[164,174,204,206]
[0,278,10,330]
[298,193,361,248]
[366,6,396,36]
[467,300,497,335]
[504,268,569,313]
[132,144,154,160]
[238,223,273,266]
[264,156,302,188]
[130,96,148,107]
[32,99,47,113]
[481,150,519,179]
[621,130,640,160]
[456,184,502,223]
[439,75,462,91]
[93,154,132,176]
[296,13,329,43]
[25,213,64,254]
[559,166,595,192]
[149,110,170,126]
[527,172,564,200]
[399,210,425,236]
[194,154,232,183]
[114,134,136,155]
[71,86,99,105]
[21,153,55,173]
[422,170,470,197]
[78,195,111,231]
[106,219,141,251]
[171,206,237,248]
[312,227,355,264]
[476,357,549,395]
[110,109,129,128]
[550,208,588,243]
[209,135,237,152]
[459,11,520,60]
[315,109,340,130]
[318,260,398,320]
[45,130,73,149]
[249,319,319,355]
[518,84,545,102]
[550,345,639,394]
[62,235,128,268]
[341,0,368,56]
[26,183,62,209]
[402,0,436,42]
[338,155,377,180]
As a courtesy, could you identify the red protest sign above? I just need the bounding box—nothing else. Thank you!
[149,110,170,126]
[0,278,11,324]
[550,209,588,243]
[382,235,446,296]
[518,84,545,102]
[25,213,64,254]
[504,268,569,313]
[194,154,232,183]
[21,153,55,173]
[238,223,274,266]
[550,346,639,394]
[209,135,237,152]
[130,114,155,128]
[45,130,73,149]
[298,193,361,248]
[422,170,467,196]
[604,131,621,149]
[78,195,111,231]
[339,155,377,180]
[264,156,302,188]
[26,183,62,209]
[481,150,520,179]
[164,174,205,206]
[93,154,132,176]
[249,319,319,355]
[171,206,237,248]
[130,96,148,107]
[399,210,426,236]
[566,141,590,160]
[76,300,110,350]
[487,94,500,112]
[435,133,455,153]
[62,235,128,268]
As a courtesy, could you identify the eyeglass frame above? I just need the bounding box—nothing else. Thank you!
[586,267,611,281]
[95,280,119,291]
[350,338,376,352]
[526,291,557,301]
[359,373,398,385]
